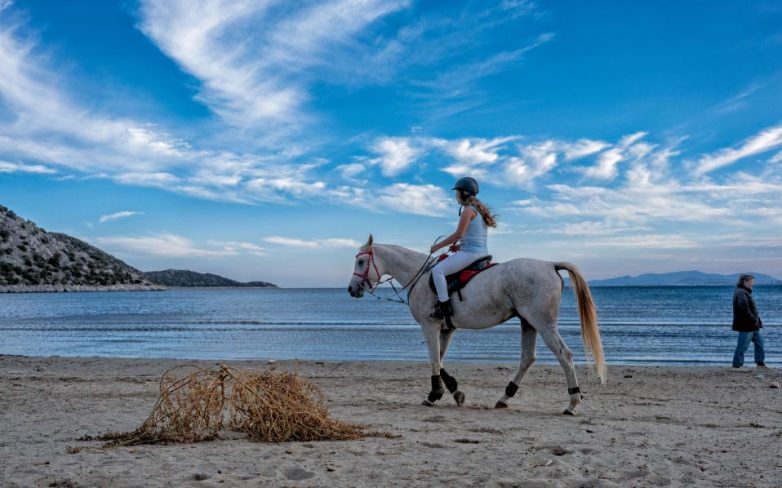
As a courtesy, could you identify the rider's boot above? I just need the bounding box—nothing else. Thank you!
[430,299,454,331]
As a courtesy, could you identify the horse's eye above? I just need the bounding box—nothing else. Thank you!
[358,260,364,266]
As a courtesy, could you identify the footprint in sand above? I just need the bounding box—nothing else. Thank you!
[284,466,315,481]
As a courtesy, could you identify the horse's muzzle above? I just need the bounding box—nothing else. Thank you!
[347,284,364,298]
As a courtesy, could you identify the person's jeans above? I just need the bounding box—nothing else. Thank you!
[732,330,765,367]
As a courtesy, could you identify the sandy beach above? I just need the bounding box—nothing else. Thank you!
[1,355,780,488]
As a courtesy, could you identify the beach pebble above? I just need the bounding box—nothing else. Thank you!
[770,382,780,389]
[192,473,210,481]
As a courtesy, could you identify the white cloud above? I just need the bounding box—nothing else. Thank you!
[336,162,366,182]
[562,139,609,160]
[375,183,450,217]
[0,160,56,174]
[695,125,782,176]
[138,0,409,129]
[555,220,649,237]
[113,172,180,187]
[0,25,187,173]
[580,234,699,250]
[263,236,361,249]
[583,148,623,179]
[99,211,144,224]
[370,137,421,176]
[437,137,515,165]
[96,234,234,257]
[206,240,267,256]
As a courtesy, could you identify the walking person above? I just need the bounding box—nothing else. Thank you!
[732,274,771,370]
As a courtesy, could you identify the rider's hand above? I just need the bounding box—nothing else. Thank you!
[449,243,460,252]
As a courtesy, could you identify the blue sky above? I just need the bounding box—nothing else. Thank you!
[0,0,780,286]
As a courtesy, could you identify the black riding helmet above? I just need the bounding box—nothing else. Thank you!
[452,176,479,195]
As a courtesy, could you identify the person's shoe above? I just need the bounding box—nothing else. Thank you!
[430,299,453,320]
[756,363,773,370]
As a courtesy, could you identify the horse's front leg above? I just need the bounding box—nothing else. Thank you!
[421,322,444,406]
[439,328,465,406]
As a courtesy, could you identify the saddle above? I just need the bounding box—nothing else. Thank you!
[428,255,496,301]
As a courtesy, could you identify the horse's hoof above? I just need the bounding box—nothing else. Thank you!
[453,390,465,406]
[422,399,435,407]
[495,401,508,409]
[562,409,575,416]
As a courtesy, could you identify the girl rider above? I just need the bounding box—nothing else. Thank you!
[429,177,498,321]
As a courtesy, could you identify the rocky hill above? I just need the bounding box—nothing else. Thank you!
[0,205,162,292]
[143,269,276,288]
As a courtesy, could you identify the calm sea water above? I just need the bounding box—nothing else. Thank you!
[0,287,779,365]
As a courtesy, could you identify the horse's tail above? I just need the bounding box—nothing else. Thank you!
[555,262,607,384]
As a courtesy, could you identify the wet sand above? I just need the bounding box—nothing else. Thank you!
[1,355,781,487]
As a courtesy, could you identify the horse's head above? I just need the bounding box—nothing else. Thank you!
[348,234,383,298]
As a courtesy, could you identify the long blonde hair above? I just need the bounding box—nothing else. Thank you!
[458,192,498,228]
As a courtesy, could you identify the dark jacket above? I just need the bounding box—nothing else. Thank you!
[732,286,762,332]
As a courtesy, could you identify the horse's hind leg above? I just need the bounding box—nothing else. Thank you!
[537,326,582,415]
[438,329,465,406]
[495,320,537,408]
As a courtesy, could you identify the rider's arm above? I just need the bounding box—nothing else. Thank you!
[430,207,475,253]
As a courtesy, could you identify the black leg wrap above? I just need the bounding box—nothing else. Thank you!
[505,381,519,398]
[428,375,444,402]
[440,369,458,393]
[568,386,581,395]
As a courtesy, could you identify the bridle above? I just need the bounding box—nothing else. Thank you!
[352,240,443,304]
[353,249,383,291]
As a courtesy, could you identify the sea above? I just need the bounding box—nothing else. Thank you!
[0,287,779,366]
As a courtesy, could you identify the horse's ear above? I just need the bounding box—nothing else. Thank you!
[366,234,374,247]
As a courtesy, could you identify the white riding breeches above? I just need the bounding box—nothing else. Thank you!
[432,251,486,302]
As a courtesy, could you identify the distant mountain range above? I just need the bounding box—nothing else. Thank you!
[143,269,276,288]
[585,270,781,287]
[0,205,276,292]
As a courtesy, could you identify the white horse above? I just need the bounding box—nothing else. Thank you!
[347,235,606,415]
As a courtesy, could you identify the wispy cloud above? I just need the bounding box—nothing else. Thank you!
[370,137,422,176]
[206,240,267,256]
[0,160,56,174]
[263,236,361,249]
[99,211,144,224]
[138,0,409,131]
[97,234,231,257]
[695,125,782,176]
[96,234,266,257]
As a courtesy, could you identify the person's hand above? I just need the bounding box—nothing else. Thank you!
[449,243,460,252]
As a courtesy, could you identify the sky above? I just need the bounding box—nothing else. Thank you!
[0,0,780,287]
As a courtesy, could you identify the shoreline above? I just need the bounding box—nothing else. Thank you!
[0,284,166,293]
[2,355,780,487]
[1,353,775,368]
